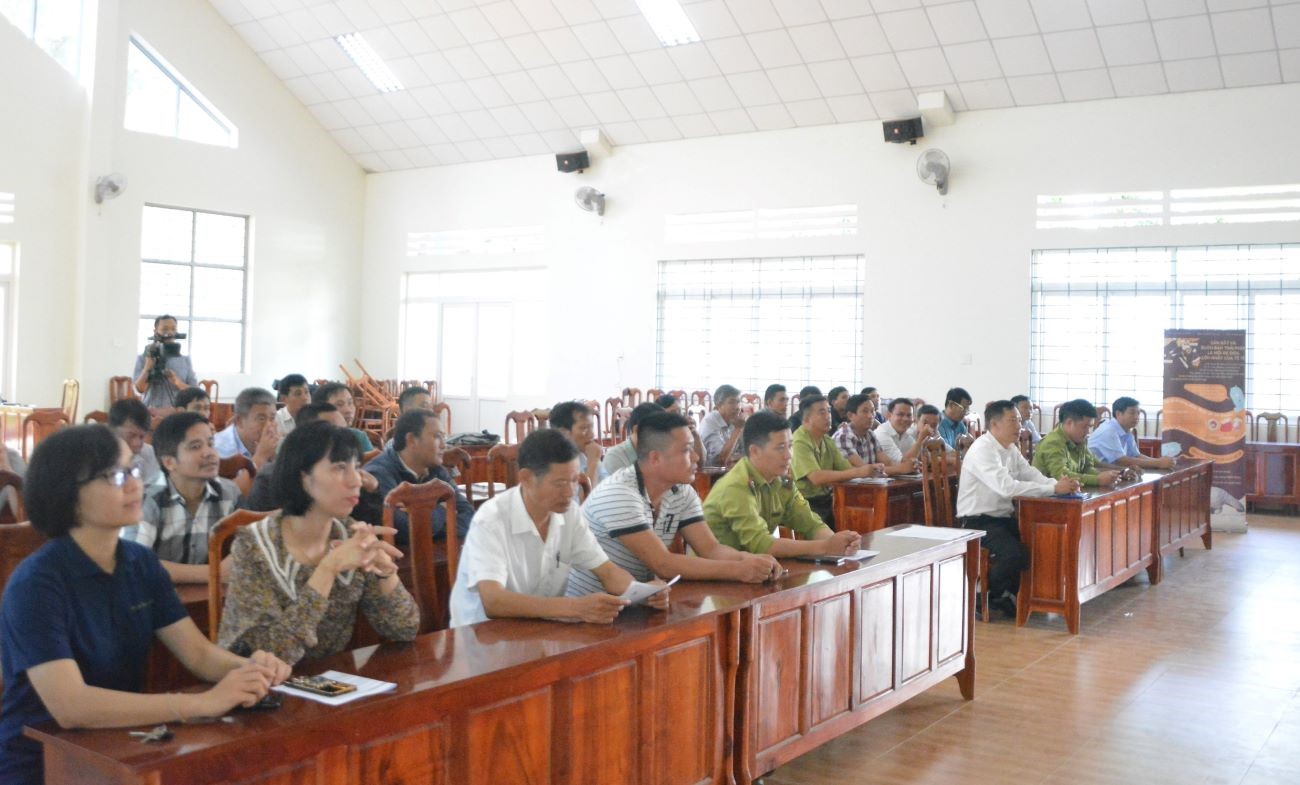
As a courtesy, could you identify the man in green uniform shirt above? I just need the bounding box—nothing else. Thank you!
[703,411,862,557]
[1032,398,1120,487]
[791,394,887,526]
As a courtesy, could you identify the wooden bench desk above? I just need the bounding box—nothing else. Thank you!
[31,527,981,785]
[1016,459,1212,634]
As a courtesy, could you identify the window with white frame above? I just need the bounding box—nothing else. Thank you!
[0,0,86,78]
[656,256,865,394]
[124,36,237,148]
[138,205,249,374]
[0,243,14,397]
[1030,244,1300,417]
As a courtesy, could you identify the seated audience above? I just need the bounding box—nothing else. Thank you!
[108,398,164,492]
[364,409,473,546]
[792,395,884,525]
[567,412,781,597]
[449,429,668,627]
[0,426,289,785]
[653,394,705,464]
[703,411,861,557]
[788,384,822,430]
[835,394,919,476]
[1089,397,1175,470]
[938,387,973,449]
[272,374,311,437]
[1011,394,1042,445]
[218,423,419,664]
[214,387,279,470]
[764,383,788,418]
[827,386,850,429]
[1032,399,1120,487]
[699,384,746,467]
[243,403,383,523]
[861,387,885,423]
[382,386,435,449]
[125,412,243,584]
[957,401,1079,615]
[873,398,936,466]
[550,400,606,489]
[173,386,212,418]
[310,382,375,455]
[603,402,664,474]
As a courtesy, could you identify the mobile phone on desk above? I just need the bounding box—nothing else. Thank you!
[282,675,357,698]
[793,554,848,565]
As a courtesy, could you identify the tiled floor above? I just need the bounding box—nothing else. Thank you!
[765,514,1300,785]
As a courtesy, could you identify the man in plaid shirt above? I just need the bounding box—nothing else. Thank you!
[834,394,920,477]
[123,411,242,584]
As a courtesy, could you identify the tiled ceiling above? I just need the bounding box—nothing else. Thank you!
[208,0,1300,172]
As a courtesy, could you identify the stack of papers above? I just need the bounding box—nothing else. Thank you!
[849,477,891,485]
[274,671,397,706]
[619,575,680,605]
[884,525,967,541]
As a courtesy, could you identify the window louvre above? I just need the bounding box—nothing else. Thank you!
[406,226,544,257]
[0,192,12,224]
[665,205,858,243]
[1030,244,1300,418]
[656,255,865,394]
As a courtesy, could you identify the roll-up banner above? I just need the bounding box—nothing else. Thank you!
[1162,329,1248,532]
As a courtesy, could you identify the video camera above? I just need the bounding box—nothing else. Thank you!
[144,332,186,383]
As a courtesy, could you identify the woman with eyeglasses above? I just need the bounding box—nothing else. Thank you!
[0,425,291,785]
[217,423,418,665]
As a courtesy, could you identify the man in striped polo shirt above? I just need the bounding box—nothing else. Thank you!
[566,412,781,597]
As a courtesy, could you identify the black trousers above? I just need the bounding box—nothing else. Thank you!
[808,493,835,529]
[958,514,1028,598]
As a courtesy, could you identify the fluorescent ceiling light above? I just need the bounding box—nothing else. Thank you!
[335,33,404,93]
[634,0,700,47]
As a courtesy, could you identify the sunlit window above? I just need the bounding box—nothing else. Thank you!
[124,36,237,148]
[0,0,86,78]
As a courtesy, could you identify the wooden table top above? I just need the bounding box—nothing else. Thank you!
[28,526,980,768]
[1015,458,1211,506]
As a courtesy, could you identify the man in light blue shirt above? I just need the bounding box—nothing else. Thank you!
[131,315,198,408]
[213,387,278,470]
[938,387,972,450]
[1088,396,1175,470]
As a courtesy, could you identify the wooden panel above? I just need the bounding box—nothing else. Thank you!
[567,663,638,785]
[885,493,912,524]
[650,638,715,785]
[1029,522,1069,603]
[808,593,853,729]
[856,579,895,704]
[234,762,318,785]
[1092,505,1110,588]
[753,608,804,754]
[354,726,447,785]
[463,687,552,785]
[898,567,932,684]
[935,555,966,666]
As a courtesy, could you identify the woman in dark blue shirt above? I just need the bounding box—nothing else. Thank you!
[0,425,292,785]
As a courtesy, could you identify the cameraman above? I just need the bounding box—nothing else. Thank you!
[132,314,197,408]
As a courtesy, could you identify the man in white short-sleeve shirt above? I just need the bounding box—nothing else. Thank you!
[566,412,780,597]
[449,429,669,628]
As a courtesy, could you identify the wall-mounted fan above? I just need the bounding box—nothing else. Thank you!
[575,186,605,216]
[916,149,949,195]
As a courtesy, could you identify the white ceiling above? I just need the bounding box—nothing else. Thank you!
[207,0,1300,172]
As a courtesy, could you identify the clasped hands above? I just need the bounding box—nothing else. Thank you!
[327,521,403,578]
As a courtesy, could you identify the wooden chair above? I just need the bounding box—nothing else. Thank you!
[0,521,44,605]
[198,379,220,404]
[1017,428,1033,461]
[218,455,256,497]
[603,397,624,441]
[612,406,632,443]
[581,400,602,442]
[955,433,974,461]
[0,471,25,525]
[689,390,713,412]
[21,409,69,461]
[622,388,642,407]
[740,392,761,411]
[209,402,234,431]
[645,388,665,401]
[919,439,991,622]
[1095,405,1111,422]
[666,389,687,404]
[206,509,273,641]
[60,379,79,423]
[963,416,981,438]
[383,480,458,633]
[108,376,135,404]
[83,410,108,425]
[503,410,538,445]
[1051,403,1063,427]
[443,447,474,504]
[1135,408,1148,437]
[423,380,438,401]
[532,408,551,429]
[485,444,520,497]
[687,403,708,428]
[1255,413,1289,443]
[1154,409,1163,437]
[431,402,452,434]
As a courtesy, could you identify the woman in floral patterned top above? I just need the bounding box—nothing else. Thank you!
[219,423,418,664]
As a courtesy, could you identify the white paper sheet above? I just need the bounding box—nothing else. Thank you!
[274,670,397,706]
[620,574,680,605]
[884,525,967,541]
[846,549,879,561]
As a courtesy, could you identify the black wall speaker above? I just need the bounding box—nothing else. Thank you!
[556,150,590,172]
[882,117,923,145]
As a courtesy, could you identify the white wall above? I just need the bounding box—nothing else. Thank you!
[362,81,1300,414]
[0,0,366,412]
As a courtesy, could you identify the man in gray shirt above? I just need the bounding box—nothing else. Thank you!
[699,384,746,467]
[132,314,198,408]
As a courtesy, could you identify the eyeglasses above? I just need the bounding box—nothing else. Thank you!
[83,465,143,488]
